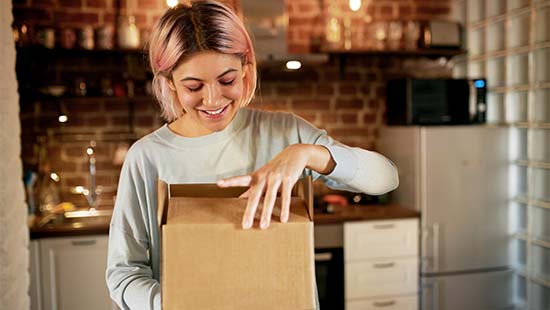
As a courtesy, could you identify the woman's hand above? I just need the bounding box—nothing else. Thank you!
[217,144,335,230]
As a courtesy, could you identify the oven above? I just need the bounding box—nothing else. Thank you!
[314,224,345,310]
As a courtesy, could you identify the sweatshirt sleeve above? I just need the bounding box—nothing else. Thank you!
[106,145,161,310]
[294,116,399,195]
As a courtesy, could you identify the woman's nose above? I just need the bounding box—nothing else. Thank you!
[203,84,222,107]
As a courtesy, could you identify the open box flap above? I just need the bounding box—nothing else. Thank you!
[157,177,313,228]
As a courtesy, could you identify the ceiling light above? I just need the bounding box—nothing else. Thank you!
[349,0,361,12]
[166,0,178,8]
[286,60,302,70]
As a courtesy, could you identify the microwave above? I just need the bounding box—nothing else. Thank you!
[386,78,487,125]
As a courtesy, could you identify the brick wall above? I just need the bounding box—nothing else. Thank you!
[15,0,454,209]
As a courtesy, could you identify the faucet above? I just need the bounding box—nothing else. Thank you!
[82,140,102,209]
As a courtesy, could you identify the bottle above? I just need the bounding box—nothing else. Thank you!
[117,15,140,49]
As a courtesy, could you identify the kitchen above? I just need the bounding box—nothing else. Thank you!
[1,0,549,309]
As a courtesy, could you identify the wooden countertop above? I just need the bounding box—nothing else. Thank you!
[30,214,111,239]
[30,204,419,238]
[313,203,420,225]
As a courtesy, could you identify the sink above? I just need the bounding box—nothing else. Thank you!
[36,208,113,228]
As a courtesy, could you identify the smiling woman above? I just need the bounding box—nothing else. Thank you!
[166,51,246,136]
[106,1,399,310]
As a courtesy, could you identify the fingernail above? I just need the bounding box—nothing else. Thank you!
[260,219,266,229]
[282,213,288,223]
[243,218,252,229]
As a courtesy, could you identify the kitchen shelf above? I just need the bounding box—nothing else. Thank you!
[16,46,146,57]
[323,47,466,77]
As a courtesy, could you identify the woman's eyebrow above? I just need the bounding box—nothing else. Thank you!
[180,68,238,82]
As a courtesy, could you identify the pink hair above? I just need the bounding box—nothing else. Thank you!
[147,0,257,122]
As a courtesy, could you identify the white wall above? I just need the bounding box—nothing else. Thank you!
[0,0,30,308]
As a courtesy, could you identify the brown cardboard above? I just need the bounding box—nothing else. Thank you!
[158,178,316,310]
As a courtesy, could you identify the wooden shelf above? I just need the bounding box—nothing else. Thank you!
[322,47,467,58]
[16,46,146,57]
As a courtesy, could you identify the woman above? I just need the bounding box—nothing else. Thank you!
[106,1,399,309]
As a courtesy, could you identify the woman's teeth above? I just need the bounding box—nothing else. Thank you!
[203,107,224,115]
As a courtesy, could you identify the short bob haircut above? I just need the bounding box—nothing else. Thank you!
[147,0,257,123]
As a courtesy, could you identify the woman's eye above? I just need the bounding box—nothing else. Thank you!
[187,85,203,92]
[219,79,234,86]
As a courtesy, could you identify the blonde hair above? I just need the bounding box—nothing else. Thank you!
[147,0,257,122]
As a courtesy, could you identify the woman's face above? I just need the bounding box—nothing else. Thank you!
[168,51,248,137]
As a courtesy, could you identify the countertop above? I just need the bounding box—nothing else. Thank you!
[313,203,419,225]
[30,204,419,239]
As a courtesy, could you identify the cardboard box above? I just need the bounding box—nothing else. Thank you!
[157,177,316,310]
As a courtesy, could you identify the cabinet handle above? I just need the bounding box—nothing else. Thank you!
[372,223,395,230]
[315,252,333,262]
[373,300,396,307]
[71,240,97,246]
[373,262,395,268]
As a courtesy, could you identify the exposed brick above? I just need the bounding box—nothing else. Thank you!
[136,0,161,10]
[416,5,450,16]
[13,8,53,23]
[320,112,337,124]
[368,99,381,108]
[31,0,54,8]
[51,161,77,172]
[55,12,99,24]
[95,175,112,185]
[111,116,128,125]
[363,113,376,123]
[291,99,330,110]
[339,84,358,95]
[65,146,87,157]
[86,115,109,126]
[64,176,86,187]
[315,84,335,96]
[340,113,358,124]
[59,0,82,8]
[329,128,371,137]
[66,102,101,113]
[86,0,106,8]
[336,99,363,109]
[399,5,413,17]
[136,115,153,127]
[294,112,317,123]
[275,84,313,97]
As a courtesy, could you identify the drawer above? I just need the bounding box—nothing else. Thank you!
[344,219,418,261]
[347,294,418,310]
[345,258,418,299]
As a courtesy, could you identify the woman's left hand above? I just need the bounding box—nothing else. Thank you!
[217,144,335,230]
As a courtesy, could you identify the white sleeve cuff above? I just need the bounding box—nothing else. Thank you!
[323,143,358,183]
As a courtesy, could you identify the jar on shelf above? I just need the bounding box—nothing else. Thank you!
[96,25,114,50]
[117,15,140,49]
[78,26,94,50]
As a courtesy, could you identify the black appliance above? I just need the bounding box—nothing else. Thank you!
[386,78,487,125]
[315,247,344,309]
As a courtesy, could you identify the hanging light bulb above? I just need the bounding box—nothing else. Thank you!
[166,0,178,8]
[349,0,361,12]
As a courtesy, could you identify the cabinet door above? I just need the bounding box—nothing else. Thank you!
[30,240,42,310]
[39,235,113,310]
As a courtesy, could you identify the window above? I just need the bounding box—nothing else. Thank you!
[453,0,550,308]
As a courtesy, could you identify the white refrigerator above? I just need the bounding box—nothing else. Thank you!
[378,126,514,310]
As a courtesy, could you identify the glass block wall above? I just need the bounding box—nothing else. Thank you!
[452,0,549,309]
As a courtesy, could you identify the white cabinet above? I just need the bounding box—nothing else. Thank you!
[31,235,113,310]
[344,218,419,309]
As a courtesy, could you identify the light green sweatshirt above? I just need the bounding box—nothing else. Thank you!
[106,108,399,309]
